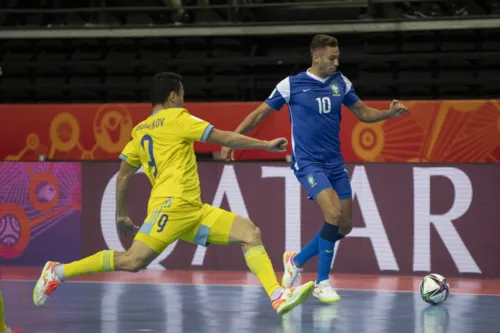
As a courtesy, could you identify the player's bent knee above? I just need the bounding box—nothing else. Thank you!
[118,246,155,272]
[131,259,148,272]
[323,207,341,225]
[124,255,148,272]
[253,225,262,241]
[339,210,353,234]
[117,239,158,272]
[247,225,262,246]
[340,221,353,236]
[229,216,263,246]
[242,224,262,246]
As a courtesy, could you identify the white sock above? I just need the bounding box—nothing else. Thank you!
[53,264,66,282]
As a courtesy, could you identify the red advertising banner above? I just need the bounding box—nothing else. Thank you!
[1,100,500,163]
[82,161,500,278]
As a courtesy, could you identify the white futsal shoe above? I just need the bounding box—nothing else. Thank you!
[272,281,315,316]
[2,328,22,333]
[33,261,62,307]
[281,251,303,287]
[313,280,341,303]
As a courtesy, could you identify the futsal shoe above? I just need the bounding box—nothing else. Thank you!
[2,329,22,333]
[33,261,62,307]
[313,280,341,303]
[281,251,302,287]
[272,281,315,316]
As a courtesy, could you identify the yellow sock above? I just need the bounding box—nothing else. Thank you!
[0,289,7,332]
[62,250,115,279]
[244,246,281,297]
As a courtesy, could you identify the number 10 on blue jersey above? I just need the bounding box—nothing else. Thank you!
[316,97,331,114]
[141,134,158,177]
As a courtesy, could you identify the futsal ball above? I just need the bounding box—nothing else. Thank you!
[419,273,450,305]
[0,215,21,246]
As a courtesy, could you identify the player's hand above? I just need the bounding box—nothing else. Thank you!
[389,100,408,118]
[221,146,235,161]
[266,138,288,152]
[116,216,139,238]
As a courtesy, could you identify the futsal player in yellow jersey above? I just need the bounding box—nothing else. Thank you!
[33,72,315,316]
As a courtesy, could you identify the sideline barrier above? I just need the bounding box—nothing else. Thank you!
[1,161,498,279]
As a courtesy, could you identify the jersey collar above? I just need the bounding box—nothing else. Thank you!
[151,108,163,116]
[306,68,339,83]
[306,68,330,82]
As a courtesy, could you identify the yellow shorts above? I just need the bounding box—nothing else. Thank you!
[134,198,237,254]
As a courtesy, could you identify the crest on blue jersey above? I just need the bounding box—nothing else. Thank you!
[330,83,341,96]
[307,175,316,188]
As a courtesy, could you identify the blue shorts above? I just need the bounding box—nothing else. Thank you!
[295,165,352,201]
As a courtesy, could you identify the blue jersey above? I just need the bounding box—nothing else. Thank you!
[265,70,359,171]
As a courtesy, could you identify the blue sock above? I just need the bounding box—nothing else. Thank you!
[317,222,340,283]
[293,230,321,267]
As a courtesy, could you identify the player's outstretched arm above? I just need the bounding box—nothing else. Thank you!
[221,103,275,160]
[208,128,287,152]
[115,161,140,237]
[348,99,408,123]
[233,102,275,135]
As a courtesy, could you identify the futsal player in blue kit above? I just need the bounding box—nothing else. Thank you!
[221,34,408,302]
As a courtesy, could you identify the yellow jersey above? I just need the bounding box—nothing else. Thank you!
[120,108,214,211]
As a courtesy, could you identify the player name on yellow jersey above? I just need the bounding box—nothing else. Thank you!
[135,118,165,131]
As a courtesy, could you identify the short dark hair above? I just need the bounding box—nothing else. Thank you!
[310,34,339,53]
[149,72,183,105]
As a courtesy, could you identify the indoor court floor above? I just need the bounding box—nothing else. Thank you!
[1,268,499,333]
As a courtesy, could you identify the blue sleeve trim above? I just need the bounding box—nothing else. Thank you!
[264,100,280,112]
[343,92,360,107]
[194,224,210,246]
[119,153,140,168]
[343,98,359,107]
[201,124,214,142]
[264,95,285,111]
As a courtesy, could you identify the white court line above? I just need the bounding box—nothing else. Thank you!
[4,278,500,297]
